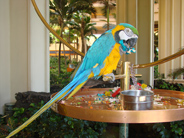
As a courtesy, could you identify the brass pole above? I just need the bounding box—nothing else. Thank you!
[120,63,130,138]
[31,0,85,57]
[120,61,124,90]
[124,62,130,90]
[134,49,184,69]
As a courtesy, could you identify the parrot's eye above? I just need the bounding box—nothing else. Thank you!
[124,28,133,37]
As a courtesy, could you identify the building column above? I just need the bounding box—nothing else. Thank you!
[28,0,50,92]
[158,0,184,79]
[0,0,50,114]
[0,0,11,114]
[116,0,154,85]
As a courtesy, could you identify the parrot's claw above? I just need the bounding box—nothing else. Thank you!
[103,73,115,83]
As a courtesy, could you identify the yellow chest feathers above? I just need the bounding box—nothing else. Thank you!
[99,43,121,76]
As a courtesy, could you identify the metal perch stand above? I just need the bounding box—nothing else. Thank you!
[119,49,184,137]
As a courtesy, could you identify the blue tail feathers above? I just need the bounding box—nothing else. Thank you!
[6,69,91,138]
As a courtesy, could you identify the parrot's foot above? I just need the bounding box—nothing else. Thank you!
[103,73,115,83]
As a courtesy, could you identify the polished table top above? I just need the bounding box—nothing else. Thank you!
[51,89,184,123]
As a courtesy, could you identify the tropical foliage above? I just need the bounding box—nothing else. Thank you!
[50,0,73,73]
[0,101,107,138]
[50,57,79,93]
[50,0,97,73]
[168,68,184,81]
[69,12,97,54]
[98,0,116,30]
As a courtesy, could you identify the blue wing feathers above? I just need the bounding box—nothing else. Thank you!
[74,30,115,78]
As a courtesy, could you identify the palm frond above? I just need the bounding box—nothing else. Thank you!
[168,68,184,80]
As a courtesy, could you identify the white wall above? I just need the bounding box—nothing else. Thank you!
[0,0,50,114]
[0,1,11,114]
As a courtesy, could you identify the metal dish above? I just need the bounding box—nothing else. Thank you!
[120,90,154,110]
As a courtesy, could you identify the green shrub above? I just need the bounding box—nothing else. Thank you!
[0,101,107,138]
[154,79,184,91]
[151,79,184,138]
[50,57,79,92]
[146,121,184,138]
[0,114,9,137]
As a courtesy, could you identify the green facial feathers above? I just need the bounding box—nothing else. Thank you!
[119,23,139,36]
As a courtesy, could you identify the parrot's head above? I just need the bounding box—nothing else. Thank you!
[112,23,138,54]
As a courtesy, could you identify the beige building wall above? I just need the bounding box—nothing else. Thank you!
[10,0,29,103]
[0,0,50,114]
[0,1,11,114]
[159,0,184,80]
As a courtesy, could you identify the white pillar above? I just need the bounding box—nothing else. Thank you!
[137,0,154,86]
[0,0,50,114]
[0,0,11,114]
[28,0,50,92]
[10,0,29,102]
[116,0,154,85]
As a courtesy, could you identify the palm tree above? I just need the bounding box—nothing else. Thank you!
[98,0,116,30]
[50,0,72,73]
[50,0,96,73]
[69,12,97,55]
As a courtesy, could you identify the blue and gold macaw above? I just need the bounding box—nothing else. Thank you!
[7,23,138,138]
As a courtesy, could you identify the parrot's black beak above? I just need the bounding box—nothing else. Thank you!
[123,38,137,49]
[129,38,137,48]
